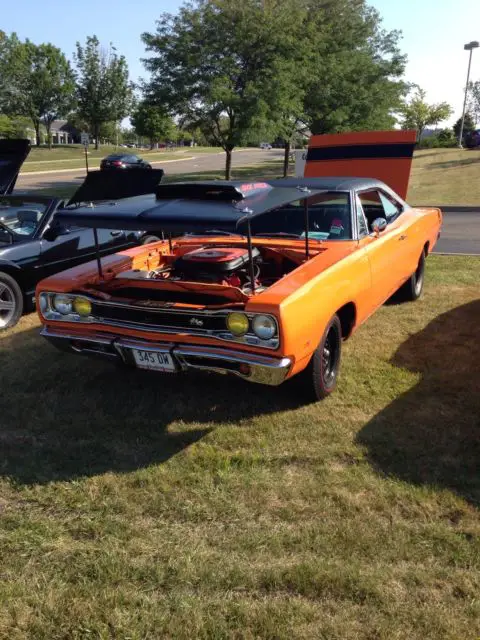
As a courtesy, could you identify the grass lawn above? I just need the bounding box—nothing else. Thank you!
[407,148,480,205]
[21,145,223,173]
[0,255,479,639]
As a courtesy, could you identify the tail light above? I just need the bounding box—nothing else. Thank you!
[112,160,123,167]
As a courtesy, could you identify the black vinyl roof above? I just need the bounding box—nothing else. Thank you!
[57,181,327,233]
[271,177,407,205]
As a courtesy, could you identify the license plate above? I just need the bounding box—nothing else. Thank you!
[132,349,175,372]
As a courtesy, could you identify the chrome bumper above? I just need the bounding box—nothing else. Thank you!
[41,327,292,386]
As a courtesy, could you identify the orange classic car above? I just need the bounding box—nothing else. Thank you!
[35,131,442,400]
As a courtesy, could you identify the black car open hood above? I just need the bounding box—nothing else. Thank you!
[67,168,165,205]
[0,139,31,195]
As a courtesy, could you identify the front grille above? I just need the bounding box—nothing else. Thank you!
[91,301,227,333]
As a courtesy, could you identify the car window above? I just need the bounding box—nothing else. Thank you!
[358,189,403,229]
[355,196,369,237]
[0,199,47,237]
[378,191,402,222]
[245,192,352,240]
[358,190,387,230]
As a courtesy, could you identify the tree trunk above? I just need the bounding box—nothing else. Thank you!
[46,122,52,149]
[225,146,233,180]
[34,121,41,147]
[94,122,100,150]
[283,140,291,177]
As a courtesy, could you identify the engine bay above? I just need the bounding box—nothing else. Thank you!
[112,241,313,297]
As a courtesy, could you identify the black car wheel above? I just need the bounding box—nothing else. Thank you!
[0,272,23,330]
[398,249,425,302]
[301,314,342,401]
[141,235,162,245]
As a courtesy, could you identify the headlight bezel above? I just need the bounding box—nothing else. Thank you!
[226,311,250,337]
[225,311,279,345]
[252,314,277,340]
[39,292,95,323]
[52,294,73,315]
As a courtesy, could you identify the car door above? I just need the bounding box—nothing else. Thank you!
[356,189,409,306]
[38,215,136,281]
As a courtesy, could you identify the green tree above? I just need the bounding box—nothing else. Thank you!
[466,81,480,127]
[142,0,308,178]
[74,36,133,150]
[131,102,174,148]
[301,0,407,136]
[1,37,75,147]
[0,31,24,112]
[453,113,476,142]
[400,87,453,140]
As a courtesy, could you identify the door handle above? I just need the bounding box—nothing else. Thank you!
[110,231,123,237]
[399,234,407,241]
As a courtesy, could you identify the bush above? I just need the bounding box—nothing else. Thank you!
[417,129,457,149]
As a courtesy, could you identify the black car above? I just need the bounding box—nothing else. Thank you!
[0,140,164,329]
[100,154,152,170]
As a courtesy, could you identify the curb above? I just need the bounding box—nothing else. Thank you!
[416,205,480,213]
[433,251,480,256]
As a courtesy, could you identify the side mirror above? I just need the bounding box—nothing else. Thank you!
[371,217,387,235]
[43,221,68,241]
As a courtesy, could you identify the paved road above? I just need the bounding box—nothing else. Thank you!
[433,209,480,255]
[16,148,283,191]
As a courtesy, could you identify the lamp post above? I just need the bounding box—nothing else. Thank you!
[458,40,479,147]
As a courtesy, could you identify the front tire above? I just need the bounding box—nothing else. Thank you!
[0,272,23,330]
[141,234,162,245]
[399,249,425,302]
[301,314,342,401]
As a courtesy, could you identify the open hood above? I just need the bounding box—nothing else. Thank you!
[0,139,31,195]
[67,168,165,205]
[57,181,326,233]
[304,130,417,200]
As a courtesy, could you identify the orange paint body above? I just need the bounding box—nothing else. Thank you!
[36,207,442,379]
[35,131,441,386]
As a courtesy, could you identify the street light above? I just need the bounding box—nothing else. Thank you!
[458,40,479,147]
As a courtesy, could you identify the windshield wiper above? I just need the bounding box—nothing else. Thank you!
[254,232,301,238]
[186,229,242,237]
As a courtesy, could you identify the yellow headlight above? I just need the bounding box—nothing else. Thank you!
[73,297,92,317]
[226,312,249,336]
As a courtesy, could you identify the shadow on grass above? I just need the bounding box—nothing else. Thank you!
[357,300,480,506]
[429,156,480,170]
[0,326,303,485]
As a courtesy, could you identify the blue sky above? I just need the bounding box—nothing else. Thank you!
[2,0,480,125]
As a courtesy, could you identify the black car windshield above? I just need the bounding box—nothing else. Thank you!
[239,192,352,240]
[0,198,47,237]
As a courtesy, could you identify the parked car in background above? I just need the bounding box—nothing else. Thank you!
[260,142,272,150]
[0,139,164,330]
[465,129,480,148]
[100,154,152,170]
[36,131,442,401]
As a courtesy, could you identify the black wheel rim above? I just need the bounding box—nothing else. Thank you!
[322,327,338,386]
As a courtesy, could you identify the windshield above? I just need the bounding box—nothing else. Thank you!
[0,198,47,238]
[239,192,352,240]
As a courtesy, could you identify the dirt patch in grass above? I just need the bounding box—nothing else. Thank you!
[0,256,479,638]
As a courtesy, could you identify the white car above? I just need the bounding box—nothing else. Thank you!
[260,142,272,150]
